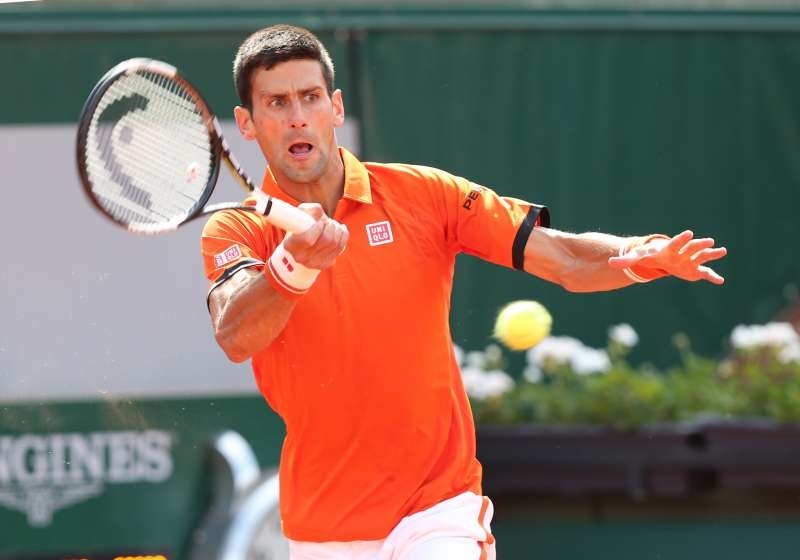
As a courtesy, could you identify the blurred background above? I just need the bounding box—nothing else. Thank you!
[1,0,800,558]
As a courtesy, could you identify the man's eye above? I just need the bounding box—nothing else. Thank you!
[268,98,283,108]
[304,93,319,102]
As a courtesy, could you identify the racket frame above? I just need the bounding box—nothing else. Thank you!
[76,57,315,236]
[75,58,254,233]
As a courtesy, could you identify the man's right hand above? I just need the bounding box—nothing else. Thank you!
[285,203,349,270]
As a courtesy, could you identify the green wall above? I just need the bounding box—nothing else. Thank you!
[3,7,800,559]
[3,10,797,369]
[0,31,352,124]
[359,27,800,370]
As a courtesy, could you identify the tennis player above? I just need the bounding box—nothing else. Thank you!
[201,25,727,560]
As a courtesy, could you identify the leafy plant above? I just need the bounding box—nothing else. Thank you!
[459,322,800,429]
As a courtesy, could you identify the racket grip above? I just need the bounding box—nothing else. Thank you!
[266,197,317,234]
[251,191,316,234]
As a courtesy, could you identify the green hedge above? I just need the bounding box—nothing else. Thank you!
[464,322,800,429]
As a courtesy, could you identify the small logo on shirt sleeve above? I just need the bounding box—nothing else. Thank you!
[214,244,243,268]
[366,221,394,246]
[462,187,485,210]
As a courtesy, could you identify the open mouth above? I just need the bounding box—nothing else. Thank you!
[289,142,314,157]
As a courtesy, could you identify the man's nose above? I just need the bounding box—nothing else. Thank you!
[288,99,307,128]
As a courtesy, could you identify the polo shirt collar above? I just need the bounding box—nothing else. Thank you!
[260,147,372,205]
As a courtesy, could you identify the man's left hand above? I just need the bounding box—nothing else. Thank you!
[608,230,727,285]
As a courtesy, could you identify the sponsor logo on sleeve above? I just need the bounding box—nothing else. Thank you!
[462,187,486,210]
[214,244,243,268]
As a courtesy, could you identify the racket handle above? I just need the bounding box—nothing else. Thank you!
[251,190,316,234]
[267,197,317,234]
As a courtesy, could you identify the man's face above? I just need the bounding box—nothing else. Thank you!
[236,59,344,185]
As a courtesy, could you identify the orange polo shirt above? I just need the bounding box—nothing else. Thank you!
[200,148,549,542]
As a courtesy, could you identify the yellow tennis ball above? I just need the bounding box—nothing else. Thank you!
[493,300,552,351]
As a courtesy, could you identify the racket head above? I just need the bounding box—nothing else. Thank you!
[76,58,223,234]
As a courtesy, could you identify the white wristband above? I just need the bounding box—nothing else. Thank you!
[619,240,651,283]
[267,238,320,295]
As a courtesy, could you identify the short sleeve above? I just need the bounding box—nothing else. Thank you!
[200,209,272,293]
[426,168,550,270]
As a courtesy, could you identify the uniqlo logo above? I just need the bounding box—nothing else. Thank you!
[214,244,242,267]
[366,221,394,246]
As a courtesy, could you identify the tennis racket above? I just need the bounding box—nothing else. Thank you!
[75,58,314,235]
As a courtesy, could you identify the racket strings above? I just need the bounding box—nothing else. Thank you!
[83,69,215,228]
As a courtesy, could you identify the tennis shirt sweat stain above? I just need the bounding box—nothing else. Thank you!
[201,147,548,542]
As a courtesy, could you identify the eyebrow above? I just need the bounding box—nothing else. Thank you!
[258,86,324,100]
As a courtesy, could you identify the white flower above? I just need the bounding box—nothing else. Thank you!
[484,343,503,364]
[609,324,639,348]
[730,322,800,351]
[526,335,610,376]
[461,367,515,400]
[464,351,485,369]
[482,370,516,398]
[461,366,484,391]
[523,364,543,383]
[453,344,464,367]
[526,336,584,366]
[778,343,800,364]
[571,347,612,375]
[765,322,800,346]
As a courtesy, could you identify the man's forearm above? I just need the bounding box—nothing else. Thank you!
[559,232,639,292]
[210,268,297,362]
[523,228,638,293]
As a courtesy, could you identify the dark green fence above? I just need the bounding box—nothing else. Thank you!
[2,5,800,559]
[3,7,798,367]
[359,27,800,368]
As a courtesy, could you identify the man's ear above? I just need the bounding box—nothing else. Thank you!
[234,106,256,140]
[331,89,345,128]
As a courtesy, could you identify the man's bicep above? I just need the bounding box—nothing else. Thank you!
[523,227,575,286]
[208,266,263,325]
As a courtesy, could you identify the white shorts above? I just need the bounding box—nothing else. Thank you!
[288,491,496,560]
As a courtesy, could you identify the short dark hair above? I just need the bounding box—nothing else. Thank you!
[233,25,335,111]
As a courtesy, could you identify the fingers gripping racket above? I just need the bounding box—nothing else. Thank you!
[76,58,314,235]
